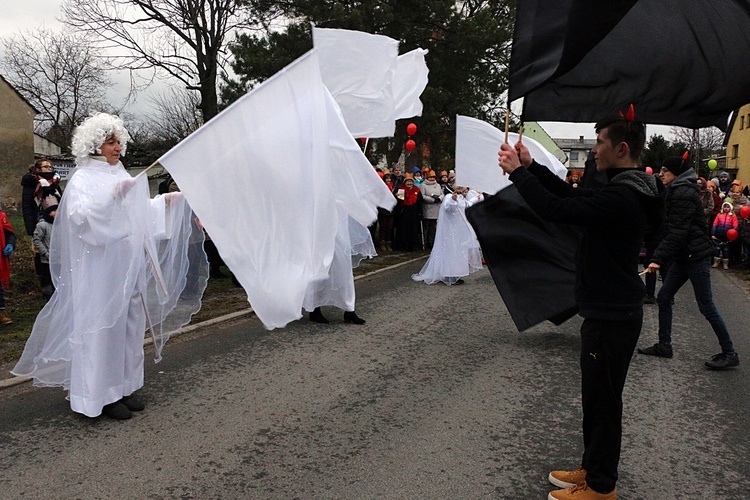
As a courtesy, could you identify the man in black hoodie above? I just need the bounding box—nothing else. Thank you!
[499,114,662,500]
[638,157,739,370]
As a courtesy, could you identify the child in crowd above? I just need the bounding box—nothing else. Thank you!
[0,208,16,325]
[33,205,57,299]
[711,201,738,269]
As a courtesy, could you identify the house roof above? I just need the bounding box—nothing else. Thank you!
[0,74,40,114]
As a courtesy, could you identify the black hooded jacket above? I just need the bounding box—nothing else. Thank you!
[509,162,663,321]
[650,168,714,265]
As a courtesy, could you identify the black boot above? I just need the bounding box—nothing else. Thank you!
[120,395,145,411]
[343,311,366,325]
[309,307,329,324]
[102,401,132,420]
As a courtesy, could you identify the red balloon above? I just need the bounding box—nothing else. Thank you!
[359,137,367,143]
[740,205,750,218]
[727,228,739,241]
[405,139,416,152]
[645,166,653,175]
[406,123,417,136]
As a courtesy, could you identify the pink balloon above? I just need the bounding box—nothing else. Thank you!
[645,166,653,175]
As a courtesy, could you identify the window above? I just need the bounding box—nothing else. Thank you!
[732,144,739,158]
[742,116,746,129]
[570,151,579,162]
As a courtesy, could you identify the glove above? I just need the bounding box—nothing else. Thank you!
[114,177,137,198]
[3,244,13,257]
[432,195,441,201]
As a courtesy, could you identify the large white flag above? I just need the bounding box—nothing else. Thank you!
[392,48,429,120]
[312,27,399,138]
[455,115,567,195]
[158,51,337,330]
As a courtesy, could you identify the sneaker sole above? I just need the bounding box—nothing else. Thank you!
[548,473,577,489]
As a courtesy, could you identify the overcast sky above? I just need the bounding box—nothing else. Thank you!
[1,1,674,141]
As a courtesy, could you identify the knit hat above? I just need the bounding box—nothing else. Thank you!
[412,167,421,174]
[721,201,733,211]
[661,156,690,176]
[426,170,436,178]
[404,173,414,181]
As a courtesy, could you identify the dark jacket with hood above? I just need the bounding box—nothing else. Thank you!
[509,161,663,321]
[650,168,713,266]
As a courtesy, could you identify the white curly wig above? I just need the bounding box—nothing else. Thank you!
[71,112,130,164]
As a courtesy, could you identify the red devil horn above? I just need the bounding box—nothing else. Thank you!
[618,111,624,118]
[682,150,689,160]
[625,104,635,121]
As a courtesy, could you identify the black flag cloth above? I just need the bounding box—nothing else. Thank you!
[466,187,581,331]
[509,0,750,131]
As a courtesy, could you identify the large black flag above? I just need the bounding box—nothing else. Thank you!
[510,0,750,130]
[466,187,581,332]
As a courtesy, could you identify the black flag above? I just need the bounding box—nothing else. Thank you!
[466,187,581,331]
[509,0,750,130]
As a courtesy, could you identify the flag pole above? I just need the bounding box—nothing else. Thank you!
[518,124,525,142]
[504,106,510,144]
[135,160,161,180]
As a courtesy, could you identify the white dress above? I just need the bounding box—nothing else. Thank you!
[302,207,376,313]
[412,191,483,285]
[12,157,208,417]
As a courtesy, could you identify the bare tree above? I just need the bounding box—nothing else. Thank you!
[1,29,110,149]
[670,126,726,165]
[148,87,203,142]
[62,0,279,122]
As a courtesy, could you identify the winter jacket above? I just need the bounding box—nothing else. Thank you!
[711,210,738,240]
[651,168,714,265]
[32,219,54,264]
[419,180,443,219]
[510,162,663,321]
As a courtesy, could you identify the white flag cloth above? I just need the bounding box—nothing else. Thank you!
[455,115,567,195]
[392,48,429,120]
[312,27,399,138]
[158,50,393,330]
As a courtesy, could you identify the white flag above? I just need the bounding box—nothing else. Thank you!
[312,27,399,138]
[455,115,567,195]
[159,51,337,330]
[392,48,429,120]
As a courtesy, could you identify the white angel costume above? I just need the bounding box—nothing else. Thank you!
[302,207,376,313]
[12,158,208,417]
[412,190,484,285]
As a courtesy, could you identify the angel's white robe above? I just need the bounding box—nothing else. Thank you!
[12,158,207,417]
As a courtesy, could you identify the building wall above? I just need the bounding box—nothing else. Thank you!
[726,103,750,184]
[0,77,36,211]
[553,136,596,170]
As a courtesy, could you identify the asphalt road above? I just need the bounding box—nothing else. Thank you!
[1,259,749,499]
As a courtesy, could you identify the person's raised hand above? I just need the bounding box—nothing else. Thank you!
[114,177,137,198]
[498,143,522,175]
[515,140,533,168]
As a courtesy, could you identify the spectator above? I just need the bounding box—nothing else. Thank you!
[393,174,422,251]
[711,201,738,269]
[717,171,732,198]
[20,158,63,236]
[0,208,15,325]
[412,167,424,186]
[32,205,57,299]
[419,170,443,250]
[377,170,396,252]
[706,179,722,227]
[438,170,449,189]
[697,177,714,232]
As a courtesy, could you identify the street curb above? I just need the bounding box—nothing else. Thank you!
[0,254,428,391]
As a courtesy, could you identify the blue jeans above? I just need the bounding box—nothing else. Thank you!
[657,256,734,353]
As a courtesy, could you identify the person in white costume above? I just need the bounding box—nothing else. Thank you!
[12,113,208,420]
[412,187,484,285]
[303,208,373,325]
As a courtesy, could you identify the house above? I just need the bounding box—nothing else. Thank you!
[723,104,750,183]
[0,75,38,210]
[553,135,596,171]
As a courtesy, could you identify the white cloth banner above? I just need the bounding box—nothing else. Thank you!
[159,51,337,330]
[392,48,429,120]
[455,115,567,195]
[158,50,394,330]
[312,27,399,138]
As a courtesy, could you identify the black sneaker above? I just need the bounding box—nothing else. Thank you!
[705,352,739,370]
[638,343,673,358]
[343,311,366,325]
[643,294,656,304]
[120,395,145,412]
[102,401,132,420]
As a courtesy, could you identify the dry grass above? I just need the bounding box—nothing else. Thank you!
[0,216,427,364]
